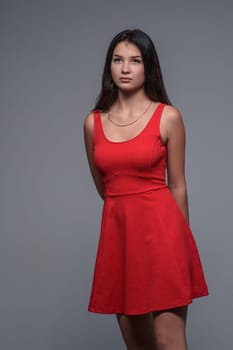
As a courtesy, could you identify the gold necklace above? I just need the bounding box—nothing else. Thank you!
[108,101,152,127]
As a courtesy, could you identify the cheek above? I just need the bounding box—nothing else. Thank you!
[137,68,145,82]
[111,65,118,79]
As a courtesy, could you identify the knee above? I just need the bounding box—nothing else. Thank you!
[155,328,173,349]
[126,337,156,350]
[126,344,156,350]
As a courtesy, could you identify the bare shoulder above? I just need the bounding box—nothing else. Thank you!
[83,111,95,135]
[160,105,185,142]
[163,105,184,126]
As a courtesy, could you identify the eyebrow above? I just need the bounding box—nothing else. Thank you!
[113,54,142,58]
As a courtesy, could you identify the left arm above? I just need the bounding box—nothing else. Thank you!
[162,106,189,223]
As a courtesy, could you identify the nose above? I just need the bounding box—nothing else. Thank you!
[121,60,130,73]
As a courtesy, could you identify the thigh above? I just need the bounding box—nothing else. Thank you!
[116,312,156,350]
[153,305,188,329]
[153,306,188,349]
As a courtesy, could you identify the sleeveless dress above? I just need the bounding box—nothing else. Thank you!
[88,103,208,315]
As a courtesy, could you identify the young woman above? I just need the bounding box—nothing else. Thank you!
[83,29,208,350]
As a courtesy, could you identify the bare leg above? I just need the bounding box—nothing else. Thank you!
[116,312,157,350]
[153,306,188,350]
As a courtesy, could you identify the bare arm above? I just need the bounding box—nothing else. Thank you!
[83,112,104,200]
[162,106,189,223]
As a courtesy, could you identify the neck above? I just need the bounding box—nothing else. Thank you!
[113,89,150,113]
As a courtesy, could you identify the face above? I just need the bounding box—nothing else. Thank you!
[110,41,145,93]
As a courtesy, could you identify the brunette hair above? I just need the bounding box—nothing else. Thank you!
[94,29,172,111]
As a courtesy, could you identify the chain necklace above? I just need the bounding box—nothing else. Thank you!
[108,101,152,127]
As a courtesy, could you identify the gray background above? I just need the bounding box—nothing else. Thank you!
[0,0,232,349]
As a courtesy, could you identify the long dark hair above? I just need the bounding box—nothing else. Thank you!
[94,29,172,111]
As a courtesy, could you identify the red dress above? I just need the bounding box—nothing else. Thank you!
[88,103,208,315]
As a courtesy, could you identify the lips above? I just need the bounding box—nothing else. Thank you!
[120,78,132,82]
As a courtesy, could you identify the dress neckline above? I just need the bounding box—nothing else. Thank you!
[97,103,161,144]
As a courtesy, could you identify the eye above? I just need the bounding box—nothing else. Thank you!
[113,57,122,63]
[131,58,142,64]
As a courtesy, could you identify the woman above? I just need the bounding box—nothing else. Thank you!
[83,29,208,350]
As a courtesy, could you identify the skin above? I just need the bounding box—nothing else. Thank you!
[84,41,189,349]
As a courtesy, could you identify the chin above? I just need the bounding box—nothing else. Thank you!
[119,85,144,94]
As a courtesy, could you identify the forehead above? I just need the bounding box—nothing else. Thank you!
[113,41,142,57]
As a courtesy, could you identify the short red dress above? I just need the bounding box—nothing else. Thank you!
[88,103,208,315]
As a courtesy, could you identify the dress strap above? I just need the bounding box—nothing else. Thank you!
[151,103,166,136]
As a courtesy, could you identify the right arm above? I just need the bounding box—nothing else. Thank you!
[83,112,105,200]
